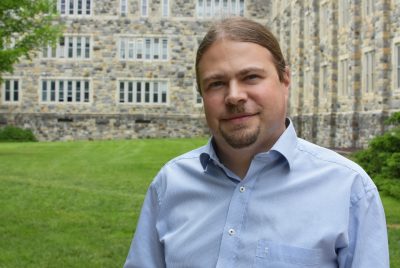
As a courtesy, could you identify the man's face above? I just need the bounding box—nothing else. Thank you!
[198,39,290,151]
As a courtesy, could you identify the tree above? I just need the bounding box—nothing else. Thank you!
[0,0,63,81]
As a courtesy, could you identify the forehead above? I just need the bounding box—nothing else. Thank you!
[198,39,275,75]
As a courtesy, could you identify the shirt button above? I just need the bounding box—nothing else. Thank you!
[239,186,246,192]
[228,228,236,236]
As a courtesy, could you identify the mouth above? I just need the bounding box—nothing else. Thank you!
[222,113,258,124]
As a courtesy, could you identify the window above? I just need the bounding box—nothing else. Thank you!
[303,9,313,50]
[42,36,91,59]
[119,37,168,61]
[339,58,349,96]
[141,0,148,16]
[118,80,168,104]
[362,50,375,93]
[162,0,169,17]
[339,0,350,27]
[319,64,328,97]
[197,0,245,18]
[319,2,329,40]
[120,0,128,15]
[41,79,90,103]
[58,0,92,16]
[303,68,311,101]
[394,42,400,91]
[363,0,374,17]
[2,79,20,104]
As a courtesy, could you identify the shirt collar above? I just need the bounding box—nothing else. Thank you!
[200,118,298,171]
[269,118,297,170]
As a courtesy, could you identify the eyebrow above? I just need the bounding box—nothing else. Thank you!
[202,67,266,83]
[237,67,266,77]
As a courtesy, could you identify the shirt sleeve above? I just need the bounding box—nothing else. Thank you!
[123,181,166,268]
[338,187,389,268]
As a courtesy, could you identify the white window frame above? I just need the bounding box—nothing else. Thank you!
[362,48,375,94]
[304,10,311,38]
[362,0,374,18]
[303,67,311,102]
[141,0,148,17]
[338,56,350,97]
[196,0,245,18]
[120,0,128,15]
[393,39,400,93]
[161,0,169,17]
[319,63,329,98]
[2,78,21,104]
[319,1,329,42]
[42,35,92,60]
[119,36,168,61]
[339,0,350,28]
[117,79,169,105]
[39,78,92,104]
[58,0,92,16]
[290,70,298,110]
[290,20,299,56]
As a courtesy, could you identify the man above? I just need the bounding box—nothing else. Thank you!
[124,17,389,267]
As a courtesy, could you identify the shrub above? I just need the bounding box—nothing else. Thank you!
[352,112,400,200]
[0,126,37,142]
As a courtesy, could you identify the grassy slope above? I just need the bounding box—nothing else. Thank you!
[0,139,398,267]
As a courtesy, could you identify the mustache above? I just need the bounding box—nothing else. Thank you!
[226,104,246,114]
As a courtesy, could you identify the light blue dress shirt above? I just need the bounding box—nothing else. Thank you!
[124,121,389,268]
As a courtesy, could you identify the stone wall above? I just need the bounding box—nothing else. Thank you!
[1,0,399,147]
[273,0,400,149]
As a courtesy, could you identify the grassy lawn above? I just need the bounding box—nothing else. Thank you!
[0,139,399,267]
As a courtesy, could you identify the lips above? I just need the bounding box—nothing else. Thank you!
[222,113,258,123]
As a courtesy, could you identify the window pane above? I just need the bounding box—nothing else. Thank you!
[162,39,168,60]
[84,81,90,102]
[51,80,56,101]
[42,81,47,102]
[120,82,125,103]
[145,82,150,103]
[5,80,11,101]
[13,80,19,101]
[137,82,142,102]
[145,39,151,60]
[85,37,90,58]
[153,82,159,103]
[86,0,91,14]
[76,81,81,102]
[128,82,133,102]
[59,81,64,102]
[67,81,73,102]
[153,38,159,59]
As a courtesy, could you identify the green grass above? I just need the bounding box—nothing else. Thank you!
[0,139,206,267]
[0,139,399,267]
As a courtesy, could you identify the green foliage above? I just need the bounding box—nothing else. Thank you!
[352,112,400,199]
[0,126,37,142]
[0,0,63,79]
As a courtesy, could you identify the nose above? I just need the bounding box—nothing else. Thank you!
[225,81,247,105]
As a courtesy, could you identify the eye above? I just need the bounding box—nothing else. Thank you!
[207,81,225,90]
[246,74,260,81]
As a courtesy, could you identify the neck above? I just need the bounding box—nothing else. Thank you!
[215,142,266,179]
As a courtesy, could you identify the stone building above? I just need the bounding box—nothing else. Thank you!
[272,0,400,148]
[1,0,399,149]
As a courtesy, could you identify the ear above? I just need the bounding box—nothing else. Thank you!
[282,66,291,99]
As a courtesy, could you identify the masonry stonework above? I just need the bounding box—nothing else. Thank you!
[1,0,399,148]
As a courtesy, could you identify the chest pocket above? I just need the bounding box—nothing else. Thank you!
[253,240,323,268]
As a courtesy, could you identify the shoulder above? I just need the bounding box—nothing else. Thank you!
[295,138,377,201]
